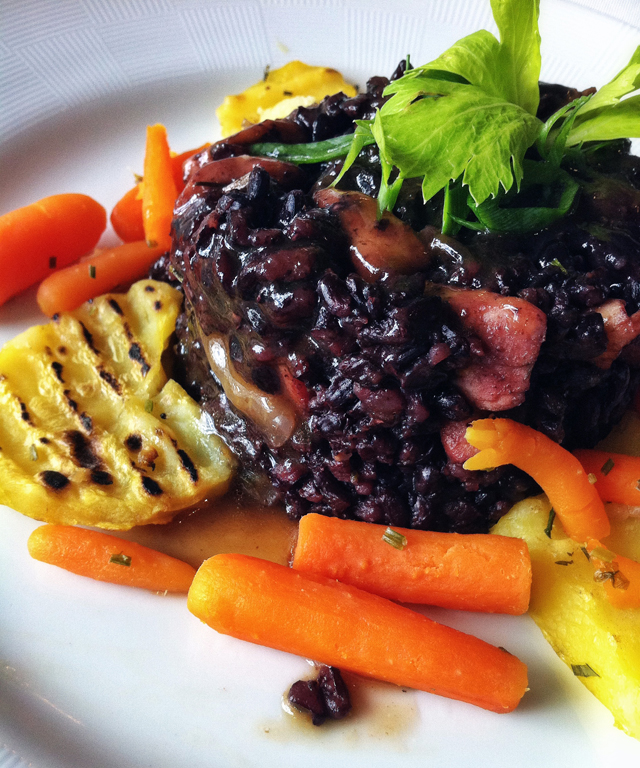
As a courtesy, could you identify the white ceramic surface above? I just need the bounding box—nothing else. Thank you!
[2,1,640,766]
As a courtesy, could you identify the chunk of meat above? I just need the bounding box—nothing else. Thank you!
[193,155,305,189]
[441,420,478,464]
[443,289,547,411]
[593,299,640,369]
[314,188,430,280]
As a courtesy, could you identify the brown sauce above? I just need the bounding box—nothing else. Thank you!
[116,491,298,569]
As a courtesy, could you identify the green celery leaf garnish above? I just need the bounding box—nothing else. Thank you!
[418,0,541,115]
[567,46,640,146]
[467,160,580,233]
[378,75,541,205]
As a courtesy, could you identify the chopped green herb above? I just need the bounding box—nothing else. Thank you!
[571,663,599,678]
[555,560,573,566]
[29,445,38,461]
[89,265,96,279]
[544,507,556,538]
[581,546,591,561]
[549,258,567,274]
[601,458,615,476]
[145,399,154,413]
[109,553,132,567]
[382,527,407,550]
[591,546,616,563]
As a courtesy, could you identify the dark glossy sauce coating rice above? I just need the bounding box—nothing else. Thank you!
[165,71,640,533]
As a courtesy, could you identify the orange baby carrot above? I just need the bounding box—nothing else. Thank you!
[574,450,640,507]
[28,524,195,592]
[37,240,165,316]
[292,514,531,614]
[142,124,177,251]
[0,193,106,306]
[188,553,528,713]
[464,419,609,543]
[110,185,145,242]
[111,144,208,243]
[586,539,640,609]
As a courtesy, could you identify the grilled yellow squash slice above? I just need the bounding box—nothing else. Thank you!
[0,280,234,529]
[493,498,640,740]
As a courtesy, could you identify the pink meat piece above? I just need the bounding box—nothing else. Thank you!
[314,188,430,280]
[593,299,640,370]
[441,420,478,464]
[443,288,547,411]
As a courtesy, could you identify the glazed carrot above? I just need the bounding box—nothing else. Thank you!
[37,240,165,315]
[464,419,610,543]
[0,193,106,306]
[141,124,178,251]
[28,524,195,592]
[189,554,528,713]
[586,539,640,609]
[292,514,531,614]
[110,185,145,242]
[111,144,208,243]
[574,450,640,507]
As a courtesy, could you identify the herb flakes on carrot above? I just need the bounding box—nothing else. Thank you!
[37,240,165,316]
[0,193,106,307]
[464,418,610,542]
[188,553,528,713]
[28,524,196,592]
[574,450,640,507]
[292,514,531,614]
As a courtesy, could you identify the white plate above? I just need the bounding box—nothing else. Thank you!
[2,1,640,766]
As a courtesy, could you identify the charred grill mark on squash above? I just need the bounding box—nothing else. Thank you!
[90,470,113,485]
[40,470,70,491]
[51,361,64,382]
[142,476,163,496]
[80,322,100,355]
[19,401,31,423]
[177,449,199,483]
[108,299,124,316]
[128,342,150,376]
[63,430,102,470]
[125,434,143,451]
[63,389,78,412]
[98,366,123,395]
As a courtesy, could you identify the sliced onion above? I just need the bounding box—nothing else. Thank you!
[203,333,297,449]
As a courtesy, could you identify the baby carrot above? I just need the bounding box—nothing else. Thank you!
[574,450,640,507]
[110,185,145,242]
[36,240,165,316]
[142,124,177,251]
[292,514,531,614]
[188,553,528,713]
[28,524,196,592]
[586,539,640,609]
[464,419,610,543]
[111,144,208,243]
[0,193,106,306]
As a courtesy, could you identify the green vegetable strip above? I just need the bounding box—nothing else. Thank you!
[249,133,374,164]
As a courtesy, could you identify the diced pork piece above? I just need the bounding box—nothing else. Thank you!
[593,299,640,370]
[443,289,547,411]
[314,188,430,280]
[441,420,478,464]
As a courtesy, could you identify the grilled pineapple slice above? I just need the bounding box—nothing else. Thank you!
[0,280,234,529]
[493,498,640,740]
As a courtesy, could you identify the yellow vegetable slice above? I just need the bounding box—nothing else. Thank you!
[493,497,640,740]
[216,60,357,137]
[0,280,234,529]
